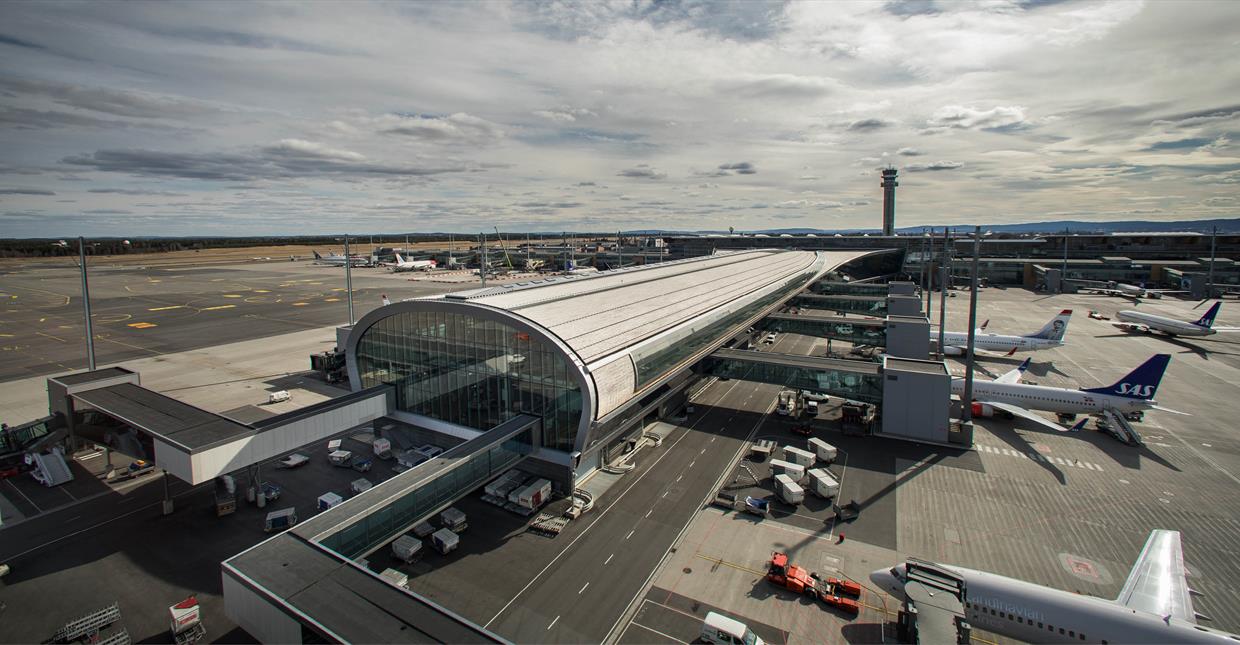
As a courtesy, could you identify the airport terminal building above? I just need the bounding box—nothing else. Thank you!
[346,249,872,489]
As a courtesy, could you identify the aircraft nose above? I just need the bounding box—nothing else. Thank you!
[870,568,900,597]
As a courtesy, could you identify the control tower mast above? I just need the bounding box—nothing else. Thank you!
[881,167,899,236]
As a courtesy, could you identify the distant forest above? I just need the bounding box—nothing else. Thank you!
[0,235,447,258]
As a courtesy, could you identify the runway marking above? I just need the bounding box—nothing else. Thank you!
[626,529,635,540]
[147,305,184,311]
[695,553,765,576]
[547,615,559,630]
[223,294,242,298]
[292,302,309,307]
[254,289,271,293]
[324,298,341,302]
[625,620,689,644]
[700,448,706,454]
[127,322,157,329]
[202,304,236,311]
[646,509,652,518]
[578,582,590,594]
[36,331,68,343]
[675,474,682,482]
[605,553,614,565]
[976,444,1103,471]
[4,479,43,512]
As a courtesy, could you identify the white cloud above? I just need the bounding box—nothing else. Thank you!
[927,105,1027,131]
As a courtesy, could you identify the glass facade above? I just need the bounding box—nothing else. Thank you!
[703,356,884,403]
[630,256,828,388]
[355,310,584,452]
[319,426,533,559]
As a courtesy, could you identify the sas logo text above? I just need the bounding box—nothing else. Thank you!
[1116,383,1153,397]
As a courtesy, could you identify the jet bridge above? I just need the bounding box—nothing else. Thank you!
[790,293,888,316]
[699,349,883,404]
[897,559,972,644]
[809,280,891,296]
[762,313,887,346]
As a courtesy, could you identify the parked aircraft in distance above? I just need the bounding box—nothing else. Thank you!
[390,254,437,272]
[1069,279,1187,301]
[954,354,1184,432]
[312,250,369,267]
[937,310,1071,356]
[870,530,1237,643]
[1114,302,1240,337]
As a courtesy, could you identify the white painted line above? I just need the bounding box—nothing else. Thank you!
[547,615,559,630]
[605,553,614,565]
[645,509,652,518]
[710,437,716,443]
[689,461,695,468]
[662,491,668,498]
[675,475,682,483]
[626,529,635,540]
[700,448,706,454]
[578,582,590,595]
[5,479,43,513]
[627,619,691,644]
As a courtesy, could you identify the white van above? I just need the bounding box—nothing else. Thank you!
[701,611,764,645]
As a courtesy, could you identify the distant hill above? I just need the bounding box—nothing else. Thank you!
[740,218,1240,236]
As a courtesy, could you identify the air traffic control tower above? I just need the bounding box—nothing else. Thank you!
[881,167,898,236]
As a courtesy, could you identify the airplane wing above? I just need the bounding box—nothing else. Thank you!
[1112,321,1150,333]
[983,401,1077,433]
[1211,326,1240,332]
[993,358,1031,384]
[1116,530,1197,623]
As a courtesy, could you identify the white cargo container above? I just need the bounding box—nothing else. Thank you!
[328,450,353,466]
[774,473,804,504]
[782,445,816,468]
[350,478,373,495]
[431,527,459,554]
[486,470,526,497]
[380,568,409,589]
[440,507,468,532]
[391,534,423,563]
[373,438,393,460]
[516,479,552,510]
[806,468,840,499]
[317,492,344,510]
[808,438,838,463]
[768,459,805,482]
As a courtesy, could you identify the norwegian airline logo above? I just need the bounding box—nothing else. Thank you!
[1116,382,1153,397]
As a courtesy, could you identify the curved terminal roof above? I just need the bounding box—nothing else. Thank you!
[425,249,869,419]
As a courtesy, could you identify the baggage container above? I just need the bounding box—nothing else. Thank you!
[431,527,459,554]
[350,478,373,495]
[782,445,815,468]
[774,474,804,504]
[768,459,804,482]
[372,438,393,460]
[808,438,837,463]
[516,479,551,510]
[328,450,352,467]
[264,507,298,532]
[391,534,423,563]
[412,521,435,538]
[380,568,409,589]
[440,507,468,532]
[317,492,344,510]
[807,468,839,499]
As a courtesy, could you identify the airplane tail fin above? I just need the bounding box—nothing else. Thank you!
[1069,418,1088,432]
[1083,354,1171,400]
[313,250,322,259]
[394,253,404,264]
[1193,302,1221,328]
[1026,309,1072,341]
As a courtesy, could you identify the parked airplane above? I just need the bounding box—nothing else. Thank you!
[870,530,1237,643]
[1069,279,1187,301]
[937,310,1072,356]
[390,254,437,272]
[1113,301,1240,337]
[312,250,369,267]
[953,354,1184,432]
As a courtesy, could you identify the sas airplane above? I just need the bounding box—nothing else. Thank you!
[1113,301,1240,337]
[1069,279,1187,301]
[937,310,1072,356]
[954,354,1185,432]
[871,530,1237,644]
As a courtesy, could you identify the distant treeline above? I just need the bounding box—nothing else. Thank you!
[0,235,494,258]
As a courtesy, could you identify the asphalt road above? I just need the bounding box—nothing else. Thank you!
[483,332,821,643]
[0,261,460,381]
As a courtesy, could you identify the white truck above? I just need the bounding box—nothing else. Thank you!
[774,473,804,505]
[807,437,837,463]
[806,468,840,499]
[776,390,798,416]
[514,479,552,510]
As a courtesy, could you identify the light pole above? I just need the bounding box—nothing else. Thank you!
[78,236,96,371]
[961,226,981,423]
[344,234,355,325]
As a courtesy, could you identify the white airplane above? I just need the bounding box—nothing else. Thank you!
[1070,279,1187,301]
[1113,301,1240,337]
[390,254,437,272]
[953,354,1183,432]
[870,530,1237,644]
[312,250,369,267]
[937,310,1072,356]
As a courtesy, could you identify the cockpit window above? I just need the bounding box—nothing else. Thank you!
[890,567,905,582]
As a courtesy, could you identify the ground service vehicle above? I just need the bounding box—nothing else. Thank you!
[328,450,352,467]
[317,492,343,510]
[277,453,309,469]
[264,508,297,532]
[214,475,236,516]
[169,596,206,645]
[700,611,764,645]
[776,390,798,416]
[431,527,459,554]
[391,535,423,563]
[767,552,860,614]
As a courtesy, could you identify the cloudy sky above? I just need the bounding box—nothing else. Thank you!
[1,0,1238,237]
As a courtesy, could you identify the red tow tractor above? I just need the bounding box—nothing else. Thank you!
[766,552,861,615]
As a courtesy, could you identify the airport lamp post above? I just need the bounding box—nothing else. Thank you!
[925,231,934,321]
[344,234,355,325]
[961,226,982,423]
[78,236,96,371]
[1208,226,1217,298]
[480,233,488,288]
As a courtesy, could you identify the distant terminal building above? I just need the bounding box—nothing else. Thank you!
[346,249,879,489]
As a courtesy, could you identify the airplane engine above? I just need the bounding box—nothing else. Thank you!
[942,345,965,356]
[971,402,1015,420]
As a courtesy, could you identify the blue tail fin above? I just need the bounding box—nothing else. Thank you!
[1083,354,1171,400]
[1068,418,1088,432]
[1193,302,1221,328]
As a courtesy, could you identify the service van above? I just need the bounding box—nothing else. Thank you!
[701,611,764,645]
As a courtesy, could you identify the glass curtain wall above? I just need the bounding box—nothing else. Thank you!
[355,310,582,452]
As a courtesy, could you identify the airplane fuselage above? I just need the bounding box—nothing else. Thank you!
[952,379,1151,415]
[1116,310,1215,337]
[877,564,1234,643]
[940,331,1061,353]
